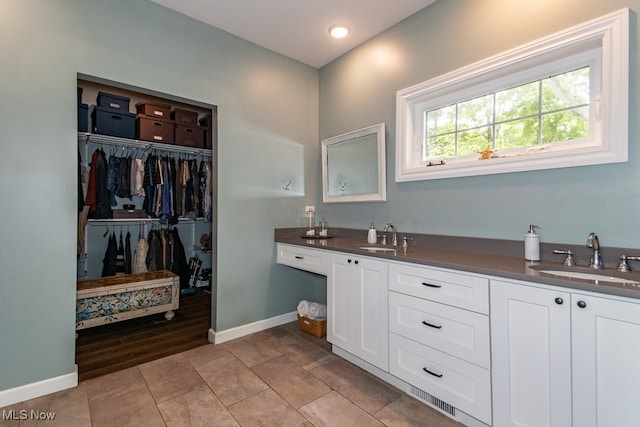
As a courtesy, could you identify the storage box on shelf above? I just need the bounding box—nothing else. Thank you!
[136,101,171,120]
[97,91,131,113]
[91,106,136,139]
[78,104,88,132]
[171,109,199,127]
[199,113,215,149]
[89,91,136,138]
[112,209,148,219]
[136,115,175,144]
[175,124,204,147]
[77,87,88,132]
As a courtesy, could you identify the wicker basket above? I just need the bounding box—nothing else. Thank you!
[297,314,327,338]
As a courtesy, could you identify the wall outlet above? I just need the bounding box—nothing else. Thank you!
[305,206,315,217]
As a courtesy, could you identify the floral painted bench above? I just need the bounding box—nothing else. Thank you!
[76,270,179,330]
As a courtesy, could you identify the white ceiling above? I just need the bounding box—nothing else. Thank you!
[150,0,437,68]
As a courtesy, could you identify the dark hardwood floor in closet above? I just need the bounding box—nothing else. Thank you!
[75,288,211,382]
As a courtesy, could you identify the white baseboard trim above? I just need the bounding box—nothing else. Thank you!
[209,311,298,344]
[0,366,78,408]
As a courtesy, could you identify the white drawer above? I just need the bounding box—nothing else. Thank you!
[389,291,490,369]
[389,333,492,425]
[276,243,327,275]
[389,262,489,314]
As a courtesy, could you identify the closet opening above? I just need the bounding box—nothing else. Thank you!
[75,75,217,381]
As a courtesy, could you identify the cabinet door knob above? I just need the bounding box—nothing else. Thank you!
[577,300,587,308]
[421,282,442,288]
[347,259,352,264]
[354,260,359,265]
[555,297,564,305]
[422,367,443,378]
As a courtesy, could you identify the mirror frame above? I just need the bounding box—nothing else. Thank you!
[321,123,386,203]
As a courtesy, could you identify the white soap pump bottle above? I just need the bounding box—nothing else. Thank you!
[367,223,378,244]
[524,224,540,261]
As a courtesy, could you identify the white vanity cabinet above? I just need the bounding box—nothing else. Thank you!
[491,279,640,427]
[490,279,572,427]
[571,292,640,427]
[327,252,389,371]
[276,243,328,275]
[388,262,492,425]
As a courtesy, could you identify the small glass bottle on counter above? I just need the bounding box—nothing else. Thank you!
[319,217,328,237]
[305,208,316,236]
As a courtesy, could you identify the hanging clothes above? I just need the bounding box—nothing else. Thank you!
[115,231,126,275]
[143,154,154,216]
[131,157,145,197]
[101,232,117,277]
[146,229,164,272]
[85,149,112,219]
[78,150,84,212]
[107,154,119,207]
[77,205,89,258]
[124,230,132,274]
[132,235,149,274]
[94,149,112,219]
[199,159,212,221]
[169,228,190,288]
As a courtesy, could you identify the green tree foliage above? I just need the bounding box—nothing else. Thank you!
[423,67,590,161]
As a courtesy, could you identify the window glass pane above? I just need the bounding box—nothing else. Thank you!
[495,118,539,150]
[457,94,493,130]
[495,81,539,122]
[425,133,455,159]
[458,126,492,156]
[541,106,589,143]
[426,105,456,137]
[542,67,590,112]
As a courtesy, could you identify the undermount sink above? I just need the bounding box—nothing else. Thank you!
[358,246,397,252]
[530,266,640,285]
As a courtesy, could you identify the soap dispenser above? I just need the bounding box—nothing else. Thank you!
[367,223,377,244]
[524,224,540,261]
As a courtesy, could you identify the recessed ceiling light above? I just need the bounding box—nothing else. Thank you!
[329,24,350,39]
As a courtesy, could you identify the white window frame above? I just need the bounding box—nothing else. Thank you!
[395,8,629,182]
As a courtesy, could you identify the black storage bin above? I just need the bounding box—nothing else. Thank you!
[97,91,131,113]
[198,114,214,149]
[91,106,136,139]
[78,103,88,132]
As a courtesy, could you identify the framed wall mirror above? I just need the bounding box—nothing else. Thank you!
[322,123,386,203]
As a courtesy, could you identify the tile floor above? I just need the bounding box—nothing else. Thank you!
[0,322,463,426]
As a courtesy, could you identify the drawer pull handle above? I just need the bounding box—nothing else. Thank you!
[422,282,442,288]
[422,367,443,378]
[422,321,442,329]
[294,256,304,260]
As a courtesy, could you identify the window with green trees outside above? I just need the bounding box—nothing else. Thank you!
[424,67,590,161]
[396,9,628,182]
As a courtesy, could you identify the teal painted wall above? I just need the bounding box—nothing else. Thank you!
[0,0,324,392]
[319,0,640,249]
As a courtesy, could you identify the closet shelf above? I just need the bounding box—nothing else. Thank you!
[88,217,209,224]
[78,132,212,157]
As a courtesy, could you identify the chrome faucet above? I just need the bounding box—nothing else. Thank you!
[586,232,603,269]
[383,223,398,246]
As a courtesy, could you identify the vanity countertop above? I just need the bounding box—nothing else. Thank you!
[275,228,640,300]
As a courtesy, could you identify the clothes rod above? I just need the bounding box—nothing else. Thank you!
[79,132,211,157]
[87,217,207,224]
